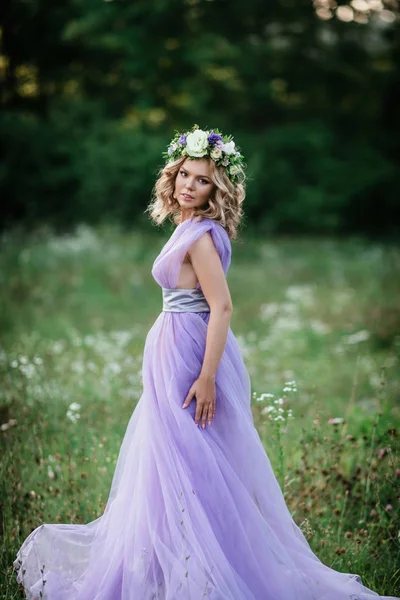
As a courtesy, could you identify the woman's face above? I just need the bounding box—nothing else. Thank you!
[173,158,215,213]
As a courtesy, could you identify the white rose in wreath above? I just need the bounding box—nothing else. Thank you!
[221,140,236,155]
[186,130,209,157]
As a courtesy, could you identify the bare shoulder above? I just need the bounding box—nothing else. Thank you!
[188,230,217,257]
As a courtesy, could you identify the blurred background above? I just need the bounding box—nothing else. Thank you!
[1,0,399,236]
[1,2,400,596]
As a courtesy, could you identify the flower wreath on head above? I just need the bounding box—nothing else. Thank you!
[163,124,245,185]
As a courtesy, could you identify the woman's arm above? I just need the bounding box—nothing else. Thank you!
[181,232,232,429]
[189,231,233,379]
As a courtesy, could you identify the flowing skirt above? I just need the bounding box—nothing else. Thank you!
[13,311,399,600]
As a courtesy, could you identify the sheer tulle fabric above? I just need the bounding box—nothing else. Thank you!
[13,217,399,599]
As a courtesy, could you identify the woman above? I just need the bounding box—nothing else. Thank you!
[13,125,398,599]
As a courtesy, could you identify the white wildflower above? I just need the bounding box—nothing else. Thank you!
[19,364,36,379]
[285,284,315,307]
[105,362,122,376]
[344,330,370,345]
[309,319,331,335]
[256,392,275,401]
[71,361,85,374]
[1,419,17,431]
[66,411,80,423]
[47,224,99,255]
[273,315,303,331]
[259,302,279,321]
[51,340,65,354]
[261,406,276,415]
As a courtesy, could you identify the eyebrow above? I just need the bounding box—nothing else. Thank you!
[180,167,211,180]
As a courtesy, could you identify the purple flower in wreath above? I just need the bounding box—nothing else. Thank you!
[208,132,223,145]
[178,134,187,145]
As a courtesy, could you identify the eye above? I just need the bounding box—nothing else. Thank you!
[180,170,209,185]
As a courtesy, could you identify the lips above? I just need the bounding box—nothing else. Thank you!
[181,193,194,200]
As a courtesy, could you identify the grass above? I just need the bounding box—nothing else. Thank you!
[0,222,399,598]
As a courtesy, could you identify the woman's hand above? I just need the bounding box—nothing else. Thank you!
[182,374,216,429]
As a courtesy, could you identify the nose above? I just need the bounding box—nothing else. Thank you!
[185,177,194,189]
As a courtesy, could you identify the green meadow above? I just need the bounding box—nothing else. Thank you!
[1,224,399,598]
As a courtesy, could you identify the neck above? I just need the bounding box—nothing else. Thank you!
[180,209,195,224]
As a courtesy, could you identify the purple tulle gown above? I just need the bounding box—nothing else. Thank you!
[13,216,399,599]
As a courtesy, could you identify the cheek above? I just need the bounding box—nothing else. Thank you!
[201,185,213,199]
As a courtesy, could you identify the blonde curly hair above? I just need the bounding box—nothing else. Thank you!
[146,155,246,240]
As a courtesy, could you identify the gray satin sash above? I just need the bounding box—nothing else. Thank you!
[162,287,210,313]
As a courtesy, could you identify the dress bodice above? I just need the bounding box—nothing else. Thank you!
[151,217,232,312]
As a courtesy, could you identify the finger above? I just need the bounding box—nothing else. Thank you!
[201,404,210,429]
[182,390,194,408]
[207,404,213,426]
[201,406,209,429]
[194,402,203,425]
